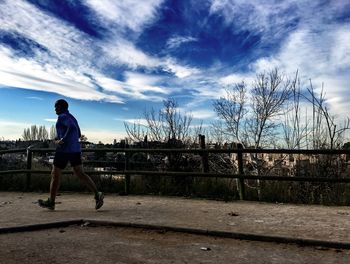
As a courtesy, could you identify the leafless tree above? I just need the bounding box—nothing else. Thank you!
[37,126,48,141]
[22,125,49,141]
[22,128,31,141]
[281,71,310,149]
[209,120,227,145]
[213,69,295,148]
[213,82,247,143]
[212,68,296,199]
[124,98,195,144]
[124,119,148,142]
[305,81,350,149]
[245,69,295,148]
[49,125,57,140]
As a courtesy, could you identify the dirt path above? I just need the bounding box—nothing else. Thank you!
[1,192,349,243]
[1,225,349,264]
[1,192,350,263]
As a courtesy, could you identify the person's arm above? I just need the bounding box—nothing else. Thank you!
[57,114,73,144]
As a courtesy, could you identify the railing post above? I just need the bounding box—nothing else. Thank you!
[26,147,33,191]
[124,151,130,195]
[199,135,209,173]
[237,143,245,200]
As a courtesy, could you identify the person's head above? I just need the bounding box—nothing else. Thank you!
[54,99,69,115]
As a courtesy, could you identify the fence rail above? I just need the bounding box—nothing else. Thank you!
[1,147,350,199]
[9,148,350,155]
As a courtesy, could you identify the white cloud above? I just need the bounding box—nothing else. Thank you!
[188,109,216,120]
[209,0,299,44]
[329,26,350,71]
[102,40,161,69]
[95,72,167,102]
[84,0,164,33]
[0,119,32,140]
[163,58,200,78]
[166,36,198,49]
[102,40,200,78]
[0,0,95,69]
[123,119,149,127]
[27,96,44,101]
[207,0,350,118]
[209,0,350,45]
[250,24,350,117]
[0,0,202,106]
[0,47,123,103]
[0,0,124,103]
[312,74,350,117]
[219,73,255,87]
[124,72,168,94]
[44,119,57,123]
[1,0,349,125]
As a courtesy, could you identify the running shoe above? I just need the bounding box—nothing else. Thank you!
[38,198,55,210]
[95,192,104,210]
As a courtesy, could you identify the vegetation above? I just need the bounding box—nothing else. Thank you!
[22,125,56,141]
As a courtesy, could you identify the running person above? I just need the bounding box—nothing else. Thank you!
[38,99,104,210]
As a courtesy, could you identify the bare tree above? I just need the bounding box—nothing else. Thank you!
[281,71,310,149]
[209,120,227,145]
[246,69,295,148]
[37,126,48,141]
[212,68,296,199]
[49,125,57,140]
[30,125,38,141]
[124,98,194,144]
[22,128,31,141]
[213,82,247,143]
[213,69,295,148]
[124,120,148,142]
[22,125,49,141]
[144,107,165,142]
[305,81,350,149]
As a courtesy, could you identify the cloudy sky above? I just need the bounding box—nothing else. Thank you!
[0,0,349,143]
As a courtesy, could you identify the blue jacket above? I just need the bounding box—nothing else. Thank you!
[56,110,81,153]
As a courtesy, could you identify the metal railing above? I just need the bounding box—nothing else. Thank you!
[1,146,350,199]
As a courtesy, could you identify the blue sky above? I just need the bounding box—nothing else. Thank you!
[0,0,350,143]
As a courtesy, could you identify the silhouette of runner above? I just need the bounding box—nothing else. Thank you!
[38,99,104,210]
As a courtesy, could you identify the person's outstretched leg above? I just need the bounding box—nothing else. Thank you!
[73,165,104,209]
[73,165,98,193]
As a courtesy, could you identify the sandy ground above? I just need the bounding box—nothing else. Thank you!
[0,192,350,263]
[0,225,349,264]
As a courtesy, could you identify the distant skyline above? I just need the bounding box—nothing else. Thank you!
[1,0,350,143]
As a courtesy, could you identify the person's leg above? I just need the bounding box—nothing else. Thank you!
[39,154,66,210]
[50,165,62,203]
[73,165,98,194]
[73,165,104,210]
[71,152,104,209]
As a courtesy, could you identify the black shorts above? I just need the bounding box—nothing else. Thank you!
[53,152,82,169]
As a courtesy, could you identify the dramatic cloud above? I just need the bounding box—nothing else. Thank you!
[251,25,350,116]
[209,0,350,116]
[1,0,349,142]
[0,47,123,103]
[0,0,198,105]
